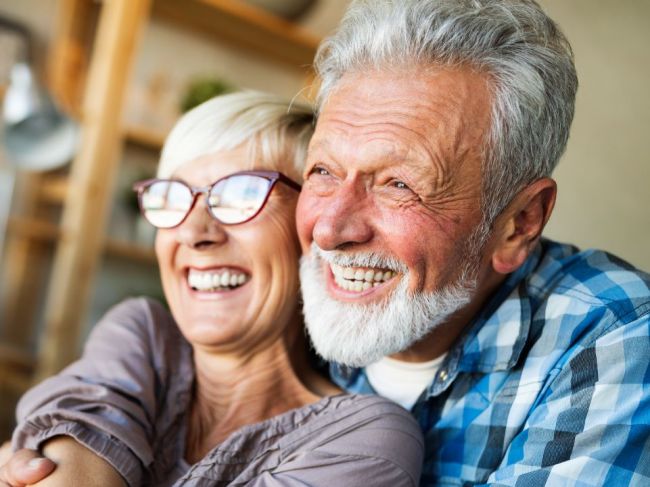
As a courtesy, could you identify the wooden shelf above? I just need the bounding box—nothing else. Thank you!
[0,343,34,372]
[33,124,165,206]
[7,217,156,264]
[152,0,320,67]
[39,175,70,205]
[7,216,61,243]
[124,124,166,150]
[104,238,157,264]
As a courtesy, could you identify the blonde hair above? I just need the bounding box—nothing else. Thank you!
[157,91,315,182]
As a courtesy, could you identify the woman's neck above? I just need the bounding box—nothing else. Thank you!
[185,325,336,463]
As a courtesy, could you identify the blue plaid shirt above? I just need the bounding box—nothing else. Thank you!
[331,239,650,486]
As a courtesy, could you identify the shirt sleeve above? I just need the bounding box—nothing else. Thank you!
[237,399,423,487]
[483,313,650,486]
[173,395,423,487]
[11,298,186,487]
[255,426,424,487]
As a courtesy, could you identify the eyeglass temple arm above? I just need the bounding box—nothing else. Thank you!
[278,174,302,192]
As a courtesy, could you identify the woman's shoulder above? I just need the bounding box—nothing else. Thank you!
[93,297,181,344]
[288,394,424,485]
[180,394,423,486]
[300,393,423,450]
[85,297,192,391]
[103,296,173,327]
[313,393,421,432]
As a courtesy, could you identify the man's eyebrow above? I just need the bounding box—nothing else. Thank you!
[307,139,331,154]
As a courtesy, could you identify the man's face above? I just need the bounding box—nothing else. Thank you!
[297,67,494,365]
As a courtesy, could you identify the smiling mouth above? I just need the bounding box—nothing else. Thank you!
[187,268,250,292]
[330,263,397,292]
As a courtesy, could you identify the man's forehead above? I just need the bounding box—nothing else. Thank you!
[320,68,487,126]
[310,67,491,167]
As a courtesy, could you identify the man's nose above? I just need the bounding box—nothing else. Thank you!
[312,181,373,251]
[175,195,227,249]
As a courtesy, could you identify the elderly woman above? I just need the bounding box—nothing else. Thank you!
[0,92,422,486]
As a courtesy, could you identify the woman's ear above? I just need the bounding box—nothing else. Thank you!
[491,178,557,274]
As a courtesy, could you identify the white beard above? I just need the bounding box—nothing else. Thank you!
[299,243,478,367]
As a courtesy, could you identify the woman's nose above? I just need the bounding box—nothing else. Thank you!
[175,195,228,249]
[311,182,373,251]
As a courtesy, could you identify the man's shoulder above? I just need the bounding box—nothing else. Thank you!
[529,239,650,327]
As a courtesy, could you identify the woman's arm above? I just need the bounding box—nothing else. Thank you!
[12,298,190,487]
[32,437,125,487]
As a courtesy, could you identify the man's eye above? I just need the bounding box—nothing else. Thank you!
[309,166,330,177]
[392,180,410,190]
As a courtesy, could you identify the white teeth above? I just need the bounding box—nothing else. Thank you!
[329,262,398,293]
[202,274,211,288]
[220,271,230,287]
[188,269,249,291]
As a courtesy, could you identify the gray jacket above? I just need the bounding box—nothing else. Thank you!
[13,298,423,486]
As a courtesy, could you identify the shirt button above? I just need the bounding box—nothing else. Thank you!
[438,369,448,381]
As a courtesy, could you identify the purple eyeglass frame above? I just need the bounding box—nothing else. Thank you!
[132,170,301,228]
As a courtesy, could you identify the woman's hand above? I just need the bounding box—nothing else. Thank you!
[0,438,125,487]
[0,445,56,487]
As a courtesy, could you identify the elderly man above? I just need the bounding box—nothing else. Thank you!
[2,0,649,486]
[298,0,650,485]
[298,0,649,484]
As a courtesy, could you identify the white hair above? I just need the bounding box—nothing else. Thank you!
[157,91,315,182]
[300,243,477,367]
[315,0,578,233]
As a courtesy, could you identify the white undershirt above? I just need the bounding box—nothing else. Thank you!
[366,354,447,410]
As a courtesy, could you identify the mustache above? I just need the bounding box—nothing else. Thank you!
[308,242,408,273]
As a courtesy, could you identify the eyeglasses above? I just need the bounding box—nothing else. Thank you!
[132,170,301,229]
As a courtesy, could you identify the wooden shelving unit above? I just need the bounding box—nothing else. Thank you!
[152,0,319,66]
[1,0,321,382]
[124,124,167,151]
[7,216,157,264]
[32,124,166,206]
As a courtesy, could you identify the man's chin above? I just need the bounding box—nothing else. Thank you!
[300,251,477,367]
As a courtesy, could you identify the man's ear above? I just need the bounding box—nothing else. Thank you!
[491,178,557,274]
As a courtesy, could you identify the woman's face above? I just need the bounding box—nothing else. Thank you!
[155,147,302,355]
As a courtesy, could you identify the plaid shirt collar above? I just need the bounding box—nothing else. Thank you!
[331,243,544,396]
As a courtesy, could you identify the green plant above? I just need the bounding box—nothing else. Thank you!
[180,77,234,113]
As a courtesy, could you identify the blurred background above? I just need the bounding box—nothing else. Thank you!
[0,0,647,442]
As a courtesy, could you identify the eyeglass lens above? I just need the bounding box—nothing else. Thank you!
[140,174,274,228]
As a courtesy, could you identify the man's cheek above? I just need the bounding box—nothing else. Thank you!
[295,194,316,252]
